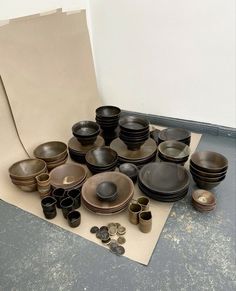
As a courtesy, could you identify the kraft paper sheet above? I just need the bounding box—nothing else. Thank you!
[0,11,202,265]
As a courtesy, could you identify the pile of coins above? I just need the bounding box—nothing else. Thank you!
[90,222,126,256]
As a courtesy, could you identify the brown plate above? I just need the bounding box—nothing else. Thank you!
[68,135,104,153]
[110,138,157,160]
[190,151,228,173]
[139,162,190,194]
[49,163,87,189]
[81,172,134,211]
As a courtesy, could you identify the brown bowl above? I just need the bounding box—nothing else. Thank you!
[158,140,190,160]
[49,163,87,189]
[119,115,149,132]
[82,172,134,212]
[189,163,227,178]
[192,189,216,206]
[190,170,226,182]
[190,151,228,173]
[192,176,222,190]
[34,141,67,162]
[9,159,47,180]
[13,183,38,192]
[85,147,118,168]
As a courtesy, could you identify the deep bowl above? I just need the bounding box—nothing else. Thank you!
[192,176,222,190]
[189,163,227,178]
[190,151,228,173]
[9,159,47,180]
[119,116,149,132]
[119,163,138,182]
[34,141,67,162]
[96,181,118,201]
[192,189,216,206]
[158,128,191,143]
[158,140,190,160]
[85,147,118,168]
[96,105,121,119]
[49,163,87,189]
[72,121,100,145]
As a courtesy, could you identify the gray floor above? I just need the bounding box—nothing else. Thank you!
[0,134,235,291]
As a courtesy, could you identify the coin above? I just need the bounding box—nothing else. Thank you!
[107,222,117,228]
[100,231,110,241]
[117,236,126,245]
[116,245,125,256]
[108,226,117,236]
[117,226,126,235]
[109,242,119,254]
[90,226,99,234]
[100,226,108,232]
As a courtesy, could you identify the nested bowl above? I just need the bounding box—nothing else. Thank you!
[158,128,191,144]
[118,163,138,182]
[9,159,47,181]
[34,141,67,162]
[158,140,190,160]
[189,163,227,178]
[96,106,121,119]
[72,121,100,145]
[190,151,228,173]
[96,181,118,201]
[119,116,149,132]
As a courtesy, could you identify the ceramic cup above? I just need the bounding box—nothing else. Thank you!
[139,211,152,233]
[67,189,81,209]
[41,196,57,219]
[36,173,51,198]
[137,196,150,211]
[60,197,74,219]
[52,188,66,208]
[128,203,142,225]
[67,210,81,228]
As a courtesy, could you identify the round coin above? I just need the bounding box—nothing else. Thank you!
[100,231,110,241]
[117,236,126,245]
[100,226,109,232]
[109,242,119,254]
[107,223,117,228]
[108,226,117,236]
[90,226,99,234]
[117,226,126,235]
[116,245,125,256]
[115,222,121,228]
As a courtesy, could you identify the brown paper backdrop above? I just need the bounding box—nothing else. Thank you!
[0,11,202,265]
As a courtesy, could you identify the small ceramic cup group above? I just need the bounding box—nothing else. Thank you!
[41,187,81,228]
[128,197,152,233]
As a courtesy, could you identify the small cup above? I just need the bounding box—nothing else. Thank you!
[67,189,81,209]
[36,173,50,186]
[128,203,142,225]
[67,210,81,228]
[139,211,152,233]
[60,197,74,218]
[52,188,66,208]
[137,196,150,211]
[41,196,57,219]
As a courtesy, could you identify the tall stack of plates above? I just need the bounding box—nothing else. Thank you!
[81,172,134,215]
[110,138,157,167]
[138,162,190,202]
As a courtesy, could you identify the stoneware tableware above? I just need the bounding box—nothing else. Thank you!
[128,203,142,225]
[137,196,150,211]
[67,189,81,209]
[67,210,81,228]
[96,181,118,201]
[72,121,100,145]
[41,196,57,219]
[118,163,138,182]
[34,141,67,162]
[52,188,66,208]
[60,197,75,218]
[139,211,152,233]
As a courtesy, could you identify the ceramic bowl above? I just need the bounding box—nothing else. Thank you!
[96,181,118,201]
[96,105,121,119]
[72,121,100,145]
[118,163,138,182]
[34,141,67,162]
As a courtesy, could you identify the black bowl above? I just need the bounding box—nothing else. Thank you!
[96,106,121,119]
[72,121,100,145]
[96,181,118,201]
[119,116,149,132]
[119,163,138,182]
[189,163,227,178]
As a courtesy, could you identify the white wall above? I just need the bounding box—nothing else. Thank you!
[0,0,235,127]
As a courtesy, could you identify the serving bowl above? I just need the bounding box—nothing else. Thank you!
[34,141,67,162]
[158,128,191,145]
[96,106,121,119]
[96,181,118,201]
[72,121,100,145]
[118,163,138,182]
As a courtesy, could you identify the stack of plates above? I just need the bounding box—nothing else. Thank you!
[68,136,105,164]
[190,151,228,190]
[157,128,191,146]
[138,162,190,202]
[192,189,216,212]
[49,163,87,191]
[81,172,134,215]
[110,138,157,167]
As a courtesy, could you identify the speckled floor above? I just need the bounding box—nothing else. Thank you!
[0,133,235,291]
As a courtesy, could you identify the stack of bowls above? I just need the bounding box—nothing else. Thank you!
[85,146,118,174]
[158,140,190,165]
[119,116,150,151]
[138,162,190,202]
[72,121,100,146]
[190,151,228,189]
[9,159,47,192]
[95,106,121,145]
[68,135,105,164]
[157,128,191,146]
[192,189,216,212]
[81,172,134,215]
[34,141,68,171]
[49,163,87,191]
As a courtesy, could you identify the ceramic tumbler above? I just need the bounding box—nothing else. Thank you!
[52,188,66,208]
[137,196,150,211]
[36,173,51,198]
[67,189,81,209]
[139,211,152,233]
[67,210,81,228]
[41,196,57,219]
[60,197,74,218]
[128,203,142,225]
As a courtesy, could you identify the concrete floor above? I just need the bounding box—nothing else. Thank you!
[0,133,235,291]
